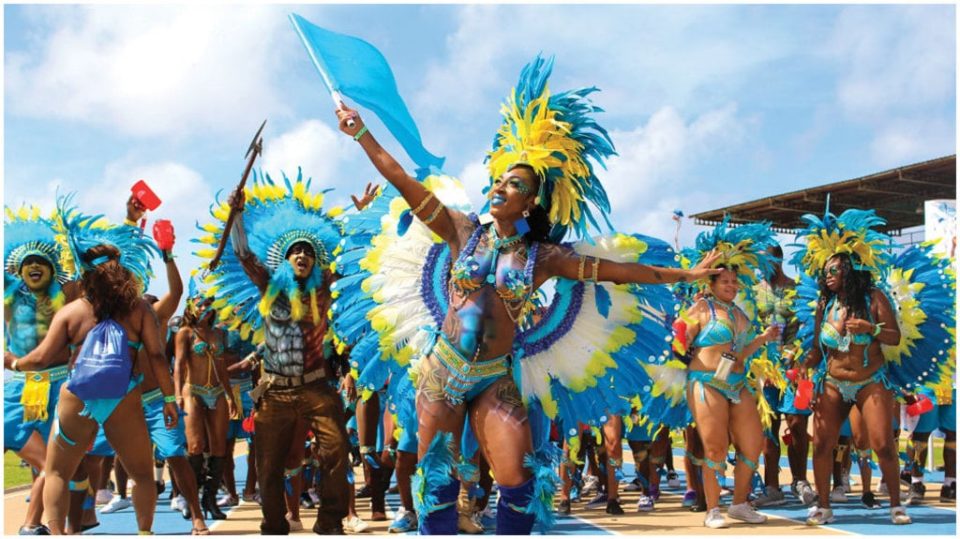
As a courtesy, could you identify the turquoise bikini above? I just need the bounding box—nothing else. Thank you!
[688,299,755,403]
[817,295,893,403]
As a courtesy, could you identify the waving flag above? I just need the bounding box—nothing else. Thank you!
[289,13,444,170]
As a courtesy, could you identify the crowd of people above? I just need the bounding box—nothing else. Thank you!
[3,55,956,536]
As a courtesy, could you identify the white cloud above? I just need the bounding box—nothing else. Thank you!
[261,119,366,192]
[6,4,294,138]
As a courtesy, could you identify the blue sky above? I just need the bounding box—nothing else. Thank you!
[4,3,956,296]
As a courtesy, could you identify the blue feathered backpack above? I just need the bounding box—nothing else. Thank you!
[68,319,133,400]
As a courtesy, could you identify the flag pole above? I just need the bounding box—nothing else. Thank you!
[289,13,355,127]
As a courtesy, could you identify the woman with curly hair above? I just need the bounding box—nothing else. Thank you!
[175,293,239,521]
[5,239,177,534]
[800,252,905,524]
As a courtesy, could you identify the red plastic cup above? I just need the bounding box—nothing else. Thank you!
[785,368,798,383]
[794,379,813,410]
[672,319,688,352]
[783,429,794,446]
[242,413,256,434]
[152,219,175,251]
[131,179,162,211]
[907,394,934,416]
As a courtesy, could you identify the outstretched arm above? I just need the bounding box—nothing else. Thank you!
[538,245,722,286]
[336,104,462,248]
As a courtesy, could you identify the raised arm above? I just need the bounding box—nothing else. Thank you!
[152,258,184,325]
[335,104,462,247]
[226,189,270,291]
[4,304,73,371]
[537,244,722,286]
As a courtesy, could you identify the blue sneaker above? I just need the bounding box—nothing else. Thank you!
[388,509,417,534]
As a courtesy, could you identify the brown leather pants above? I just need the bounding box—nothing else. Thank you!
[254,381,349,534]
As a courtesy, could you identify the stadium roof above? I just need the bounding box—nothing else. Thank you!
[691,155,956,235]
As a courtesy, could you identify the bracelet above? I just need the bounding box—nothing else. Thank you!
[11,359,19,372]
[872,322,884,337]
[123,218,138,227]
[163,394,177,404]
[411,192,436,216]
[591,256,600,283]
[577,255,587,281]
[421,202,445,225]
[353,125,369,142]
[162,251,175,263]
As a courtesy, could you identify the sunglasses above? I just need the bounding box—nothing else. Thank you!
[824,266,841,277]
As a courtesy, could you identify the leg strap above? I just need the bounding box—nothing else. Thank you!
[704,456,727,472]
[69,478,90,492]
[835,444,848,463]
[737,452,759,472]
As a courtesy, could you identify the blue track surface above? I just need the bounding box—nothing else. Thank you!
[81,447,956,535]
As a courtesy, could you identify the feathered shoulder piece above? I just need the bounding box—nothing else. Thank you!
[790,204,892,276]
[53,193,158,291]
[4,204,69,307]
[681,216,776,298]
[486,54,616,242]
[193,168,346,343]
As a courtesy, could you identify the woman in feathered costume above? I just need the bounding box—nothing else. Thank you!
[4,205,78,535]
[671,218,782,528]
[5,195,173,535]
[792,206,955,526]
[334,55,719,535]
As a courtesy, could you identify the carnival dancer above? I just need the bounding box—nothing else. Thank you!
[333,55,718,535]
[751,244,816,507]
[792,206,955,525]
[193,169,378,535]
[4,205,80,535]
[670,218,783,528]
[5,195,173,534]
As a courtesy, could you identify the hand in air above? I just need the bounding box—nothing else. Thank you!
[228,187,246,212]
[351,183,381,211]
[761,324,781,343]
[336,103,365,138]
[126,195,146,223]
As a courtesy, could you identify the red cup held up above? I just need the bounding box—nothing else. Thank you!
[152,219,175,251]
[785,368,798,383]
[131,180,162,211]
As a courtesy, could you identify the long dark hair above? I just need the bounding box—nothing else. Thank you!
[817,253,873,319]
[80,245,140,322]
[508,164,555,244]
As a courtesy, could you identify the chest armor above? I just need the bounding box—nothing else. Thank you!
[263,295,304,376]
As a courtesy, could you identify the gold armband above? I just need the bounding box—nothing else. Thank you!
[577,256,601,282]
[411,192,436,216]
[421,201,445,225]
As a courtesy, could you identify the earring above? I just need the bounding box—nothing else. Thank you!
[514,209,531,236]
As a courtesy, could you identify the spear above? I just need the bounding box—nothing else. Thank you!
[208,119,267,270]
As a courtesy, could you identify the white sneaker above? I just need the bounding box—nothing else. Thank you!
[286,518,303,532]
[667,471,682,489]
[878,482,889,496]
[796,480,817,506]
[581,475,600,497]
[704,507,729,528]
[171,495,187,513]
[728,502,767,524]
[95,488,113,505]
[841,473,852,494]
[805,506,835,526]
[890,506,911,525]
[636,494,654,512]
[830,485,847,503]
[343,515,369,533]
[308,487,321,505]
[100,495,132,514]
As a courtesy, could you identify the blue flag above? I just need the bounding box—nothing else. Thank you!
[290,13,444,171]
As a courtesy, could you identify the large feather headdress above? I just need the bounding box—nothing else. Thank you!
[4,205,70,307]
[486,55,616,242]
[790,202,892,276]
[53,193,158,291]
[193,168,346,343]
[682,216,777,293]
